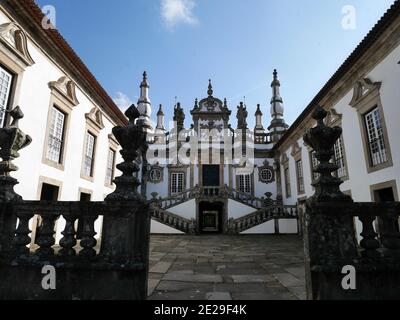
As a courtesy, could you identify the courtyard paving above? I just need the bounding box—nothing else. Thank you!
[148,234,306,300]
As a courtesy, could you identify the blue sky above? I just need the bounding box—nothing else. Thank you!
[36,0,395,128]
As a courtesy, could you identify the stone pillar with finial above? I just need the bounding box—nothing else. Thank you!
[105,105,147,201]
[0,106,32,202]
[101,105,151,298]
[0,106,32,254]
[302,105,358,300]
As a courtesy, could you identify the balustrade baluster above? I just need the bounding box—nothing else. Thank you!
[59,214,78,257]
[359,215,381,258]
[13,212,33,255]
[79,215,98,257]
[36,214,57,256]
[380,210,400,257]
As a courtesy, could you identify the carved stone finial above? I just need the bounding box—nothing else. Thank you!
[255,104,262,116]
[157,104,164,116]
[105,105,147,201]
[141,71,148,87]
[0,106,32,201]
[303,106,352,203]
[207,79,213,97]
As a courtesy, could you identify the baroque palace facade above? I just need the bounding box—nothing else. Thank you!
[0,0,399,239]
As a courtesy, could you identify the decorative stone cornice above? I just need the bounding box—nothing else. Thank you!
[0,22,35,68]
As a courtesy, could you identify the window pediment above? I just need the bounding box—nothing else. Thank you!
[281,153,289,164]
[0,22,35,68]
[108,133,119,149]
[49,76,79,108]
[325,108,343,125]
[85,107,105,131]
[349,78,381,108]
[290,141,302,157]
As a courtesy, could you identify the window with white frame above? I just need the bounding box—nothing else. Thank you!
[46,106,66,163]
[171,172,184,195]
[83,132,96,177]
[105,149,115,185]
[238,174,252,195]
[0,66,13,128]
[364,107,388,167]
[333,135,347,179]
[296,160,305,194]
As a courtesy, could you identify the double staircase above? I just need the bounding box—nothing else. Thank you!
[149,185,299,234]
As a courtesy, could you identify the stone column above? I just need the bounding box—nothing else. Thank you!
[303,106,358,300]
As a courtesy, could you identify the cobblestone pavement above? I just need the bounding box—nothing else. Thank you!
[148,235,306,300]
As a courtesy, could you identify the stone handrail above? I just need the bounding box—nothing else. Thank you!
[254,132,270,144]
[309,201,400,260]
[153,185,273,211]
[229,205,298,233]
[224,186,274,209]
[150,205,194,234]
[151,186,200,210]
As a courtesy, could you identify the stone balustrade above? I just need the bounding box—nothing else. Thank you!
[303,106,400,300]
[229,205,298,233]
[0,105,151,300]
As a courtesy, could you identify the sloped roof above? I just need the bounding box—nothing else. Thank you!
[4,0,128,125]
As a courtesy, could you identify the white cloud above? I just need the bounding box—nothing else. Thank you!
[161,0,198,30]
[113,92,133,111]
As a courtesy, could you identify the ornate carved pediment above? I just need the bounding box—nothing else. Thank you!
[325,108,343,125]
[290,141,302,157]
[281,153,289,164]
[85,107,105,131]
[191,81,231,121]
[108,133,119,147]
[167,161,189,170]
[49,76,79,107]
[0,22,35,68]
[349,78,381,107]
[200,120,223,131]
